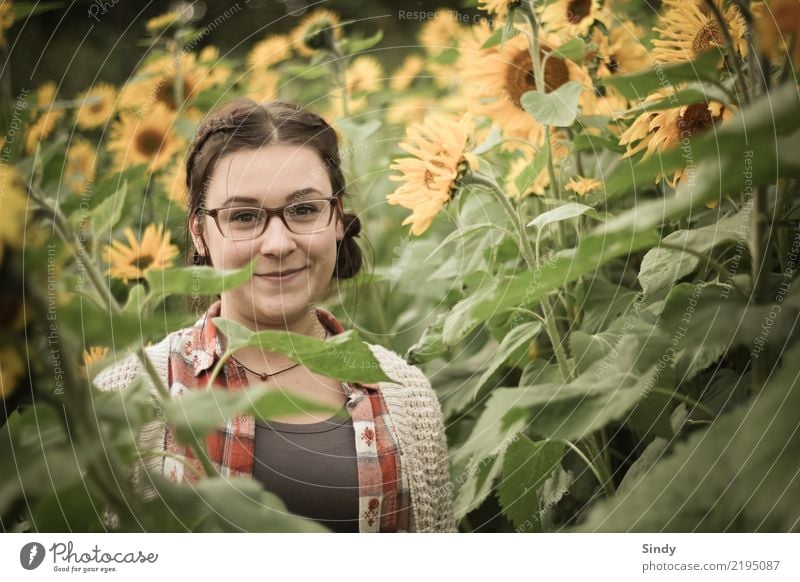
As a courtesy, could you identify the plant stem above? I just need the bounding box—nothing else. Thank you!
[656,241,749,296]
[750,185,772,393]
[650,387,717,419]
[558,439,615,498]
[703,0,750,104]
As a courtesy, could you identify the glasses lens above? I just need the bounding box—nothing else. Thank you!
[284,199,332,234]
[217,207,267,239]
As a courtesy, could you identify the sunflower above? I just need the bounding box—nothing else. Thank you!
[507,152,550,198]
[75,83,117,130]
[565,176,602,195]
[0,345,24,400]
[104,224,180,283]
[620,91,733,186]
[419,9,462,56]
[461,32,591,145]
[119,52,221,114]
[146,10,183,33]
[540,0,611,38]
[247,34,291,71]
[64,140,98,195]
[593,24,652,78]
[0,164,28,257]
[244,69,280,103]
[25,82,64,153]
[385,95,438,125]
[652,0,748,64]
[346,55,383,109]
[478,0,519,20]
[390,54,425,91]
[158,161,188,207]
[82,345,110,377]
[387,113,479,235]
[1,1,14,46]
[107,102,182,172]
[291,7,342,57]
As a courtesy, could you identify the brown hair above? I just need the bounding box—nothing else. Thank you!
[184,97,363,285]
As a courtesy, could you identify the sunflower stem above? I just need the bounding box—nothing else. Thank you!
[750,185,772,395]
[702,0,750,105]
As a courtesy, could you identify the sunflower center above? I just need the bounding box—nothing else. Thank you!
[566,0,592,24]
[90,101,105,113]
[507,48,570,107]
[155,77,195,109]
[135,254,155,271]
[676,102,723,138]
[692,21,724,55]
[135,129,166,157]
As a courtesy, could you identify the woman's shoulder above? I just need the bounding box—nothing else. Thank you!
[366,343,432,392]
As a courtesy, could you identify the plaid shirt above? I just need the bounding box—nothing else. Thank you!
[162,300,412,532]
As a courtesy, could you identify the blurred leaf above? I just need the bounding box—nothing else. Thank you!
[91,181,127,243]
[528,202,599,229]
[339,29,384,55]
[473,321,542,399]
[213,317,393,383]
[550,37,586,63]
[145,256,259,299]
[522,82,584,127]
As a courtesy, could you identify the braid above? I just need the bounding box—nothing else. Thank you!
[185,115,239,192]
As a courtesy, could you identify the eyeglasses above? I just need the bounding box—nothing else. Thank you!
[201,197,339,240]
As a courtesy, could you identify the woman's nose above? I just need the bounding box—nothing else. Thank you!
[257,214,298,257]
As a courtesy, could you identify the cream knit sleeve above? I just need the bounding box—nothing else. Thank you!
[369,344,458,533]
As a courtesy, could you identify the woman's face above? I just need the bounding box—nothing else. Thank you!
[190,143,344,331]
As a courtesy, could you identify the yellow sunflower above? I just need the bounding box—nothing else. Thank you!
[346,55,383,109]
[387,113,479,235]
[247,34,291,71]
[478,0,519,20]
[75,83,117,130]
[244,69,280,103]
[291,7,342,57]
[385,95,438,125]
[419,9,462,56]
[146,10,183,33]
[1,1,15,46]
[565,176,603,195]
[104,224,180,283]
[82,345,110,377]
[390,54,425,91]
[593,24,652,78]
[0,164,28,256]
[461,33,591,145]
[507,153,550,198]
[64,140,98,195]
[158,161,188,207]
[107,102,182,172]
[619,91,733,186]
[119,52,221,114]
[652,0,748,63]
[0,345,24,400]
[541,0,612,38]
[25,109,64,153]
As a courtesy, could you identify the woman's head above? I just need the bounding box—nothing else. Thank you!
[185,98,362,328]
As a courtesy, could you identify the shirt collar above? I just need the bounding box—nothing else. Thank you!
[191,300,379,393]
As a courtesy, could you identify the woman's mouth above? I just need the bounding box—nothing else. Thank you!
[254,266,306,282]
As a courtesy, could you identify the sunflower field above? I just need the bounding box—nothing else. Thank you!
[2,0,800,532]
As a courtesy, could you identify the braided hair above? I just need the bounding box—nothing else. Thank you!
[183,98,362,285]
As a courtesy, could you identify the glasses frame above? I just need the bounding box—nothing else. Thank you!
[201,196,340,240]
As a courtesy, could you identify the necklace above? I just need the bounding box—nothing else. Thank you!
[230,326,330,381]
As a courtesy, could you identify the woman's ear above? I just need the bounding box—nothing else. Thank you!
[189,213,206,257]
[335,200,345,241]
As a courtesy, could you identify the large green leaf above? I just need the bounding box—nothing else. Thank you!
[472,321,542,399]
[522,82,584,127]
[638,208,749,295]
[528,202,600,230]
[497,436,564,530]
[577,341,800,531]
[165,383,340,445]
[145,256,259,299]
[213,317,394,383]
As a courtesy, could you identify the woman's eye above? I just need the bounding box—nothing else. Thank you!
[288,203,320,217]
[231,211,260,223]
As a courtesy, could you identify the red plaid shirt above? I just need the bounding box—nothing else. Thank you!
[162,300,412,532]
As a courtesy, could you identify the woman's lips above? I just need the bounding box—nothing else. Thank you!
[255,266,306,282]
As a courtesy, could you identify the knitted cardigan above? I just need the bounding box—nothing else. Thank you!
[93,332,457,533]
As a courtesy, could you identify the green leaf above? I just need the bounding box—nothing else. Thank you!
[571,133,627,154]
[521,81,584,127]
[406,312,448,364]
[514,145,549,195]
[528,202,599,229]
[600,50,721,100]
[577,341,800,531]
[638,209,749,295]
[165,383,340,445]
[145,256,259,299]
[550,37,586,63]
[90,181,127,243]
[213,317,393,383]
[145,474,330,532]
[498,436,564,530]
[624,82,732,114]
[480,16,520,49]
[600,82,800,229]
[473,321,542,399]
[339,29,384,55]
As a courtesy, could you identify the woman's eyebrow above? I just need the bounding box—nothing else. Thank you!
[222,188,325,206]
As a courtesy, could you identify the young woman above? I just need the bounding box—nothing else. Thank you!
[94,98,456,533]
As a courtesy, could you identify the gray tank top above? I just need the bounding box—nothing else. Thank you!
[252,406,360,532]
